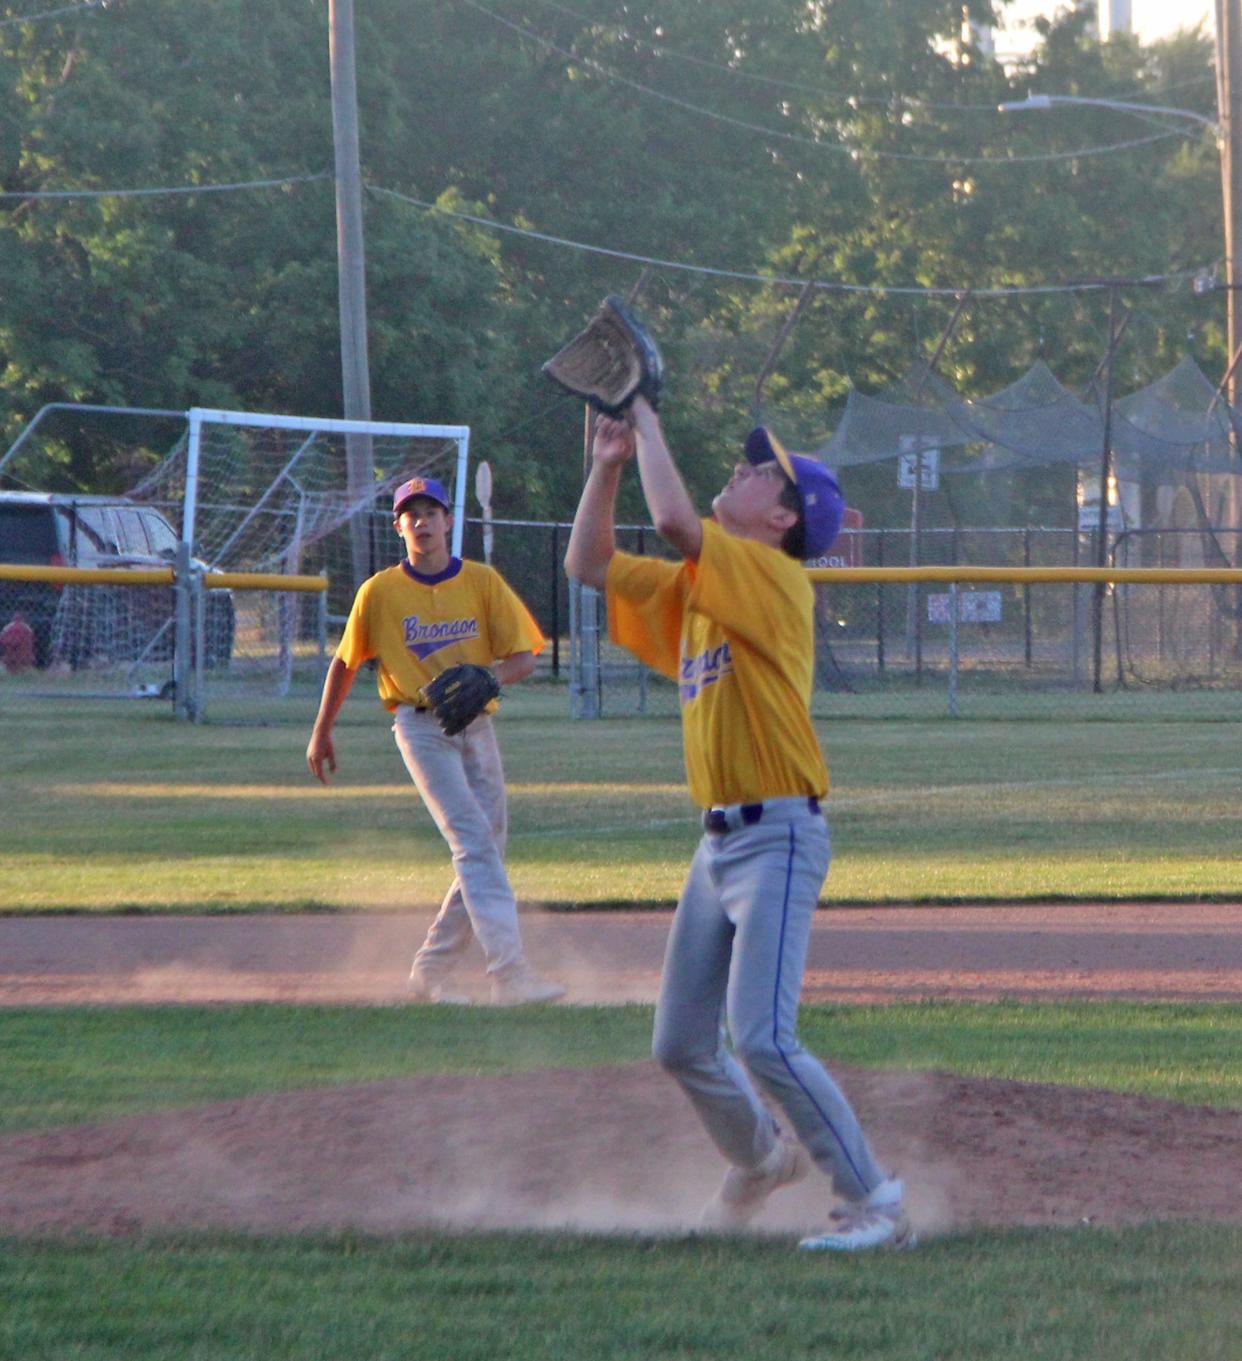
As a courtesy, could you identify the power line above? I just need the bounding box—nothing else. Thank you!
[0,170,331,200]
[370,183,1205,298]
[518,0,1006,110]
[519,0,1216,113]
[0,0,105,28]
[458,0,1196,166]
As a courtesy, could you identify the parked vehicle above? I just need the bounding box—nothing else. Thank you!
[0,492,234,670]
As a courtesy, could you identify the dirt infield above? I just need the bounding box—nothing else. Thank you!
[3,903,1241,1239]
[5,902,1242,1006]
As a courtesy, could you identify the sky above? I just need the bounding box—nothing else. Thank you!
[996,1,1215,53]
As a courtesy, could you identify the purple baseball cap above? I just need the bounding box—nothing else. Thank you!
[744,427,844,557]
[392,476,451,517]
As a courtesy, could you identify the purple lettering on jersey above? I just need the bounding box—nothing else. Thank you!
[403,614,480,661]
[679,641,733,703]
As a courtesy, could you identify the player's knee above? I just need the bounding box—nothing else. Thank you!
[735,1036,794,1085]
[443,813,501,861]
[651,1031,686,1071]
[652,1030,712,1076]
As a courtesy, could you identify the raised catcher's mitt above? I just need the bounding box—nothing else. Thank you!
[419,663,500,737]
[541,295,664,417]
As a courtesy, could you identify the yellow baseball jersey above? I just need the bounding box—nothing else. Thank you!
[607,518,828,808]
[336,558,545,711]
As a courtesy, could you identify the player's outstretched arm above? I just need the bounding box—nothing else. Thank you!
[565,413,633,588]
[630,398,702,562]
[494,651,536,685]
[307,656,358,783]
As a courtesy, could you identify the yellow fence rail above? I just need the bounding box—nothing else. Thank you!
[10,561,1240,592]
[201,571,327,593]
[808,566,1242,585]
[0,564,173,586]
[0,564,327,592]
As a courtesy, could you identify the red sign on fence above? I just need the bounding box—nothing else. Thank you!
[805,507,864,569]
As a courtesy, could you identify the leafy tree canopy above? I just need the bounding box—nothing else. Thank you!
[0,0,1220,525]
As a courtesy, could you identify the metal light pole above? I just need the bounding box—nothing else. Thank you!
[1001,88,1239,666]
[1092,286,1122,693]
[1000,88,1237,546]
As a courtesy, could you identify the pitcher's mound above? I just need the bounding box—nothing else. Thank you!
[3,1062,1240,1239]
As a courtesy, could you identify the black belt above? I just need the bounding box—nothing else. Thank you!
[703,797,820,835]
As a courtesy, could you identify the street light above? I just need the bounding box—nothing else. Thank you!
[998,91,1228,360]
[999,93,1229,350]
[1000,91,1229,689]
[998,93,1221,137]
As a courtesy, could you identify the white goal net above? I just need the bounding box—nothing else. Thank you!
[150,409,471,720]
[0,404,470,722]
[153,410,468,579]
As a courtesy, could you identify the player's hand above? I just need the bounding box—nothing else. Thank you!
[306,730,336,784]
[592,412,636,468]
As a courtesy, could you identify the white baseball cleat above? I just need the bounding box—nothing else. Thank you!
[798,1176,915,1252]
[489,966,567,1007]
[407,966,471,1006]
[700,1132,811,1231]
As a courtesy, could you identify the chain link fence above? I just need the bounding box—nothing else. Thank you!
[808,528,1242,718]
[454,516,679,717]
[458,519,1242,721]
[0,569,183,701]
[7,521,1242,722]
[0,567,327,721]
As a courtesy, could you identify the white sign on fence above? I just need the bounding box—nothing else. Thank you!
[1077,502,1123,532]
[927,590,1002,624]
[897,447,940,490]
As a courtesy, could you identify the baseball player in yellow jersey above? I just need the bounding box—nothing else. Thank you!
[565,397,912,1251]
[307,475,566,1007]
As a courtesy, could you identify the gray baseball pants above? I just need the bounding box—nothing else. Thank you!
[652,798,887,1202]
[392,705,525,978]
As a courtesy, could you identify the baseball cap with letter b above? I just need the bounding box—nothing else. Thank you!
[744,427,844,557]
[392,476,452,517]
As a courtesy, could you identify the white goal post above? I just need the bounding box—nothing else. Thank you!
[0,401,473,721]
[174,408,472,721]
[183,407,471,561]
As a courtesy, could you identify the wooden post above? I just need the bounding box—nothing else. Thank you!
[1217,0,1242,411]
[329,0,374,590]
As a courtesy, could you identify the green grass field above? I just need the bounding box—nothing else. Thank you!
[4,1225,1240,1361]
[2,1003,1242,1360]
[2,689,1240,910]
[4,1001,1241,1134]
[3,694,1241,1358]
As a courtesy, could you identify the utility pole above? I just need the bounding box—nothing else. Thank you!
[1217,0,1242,410]
[329,0,375,590]
[1216,0,1242,654]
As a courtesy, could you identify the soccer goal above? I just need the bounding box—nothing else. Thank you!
[140,408,471,721]
[0,403,471,721]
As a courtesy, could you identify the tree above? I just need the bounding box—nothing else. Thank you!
[0,0,1221,534]
[0,1,512,487]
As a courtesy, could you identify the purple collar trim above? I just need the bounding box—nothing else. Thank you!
[402,557,462,585]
